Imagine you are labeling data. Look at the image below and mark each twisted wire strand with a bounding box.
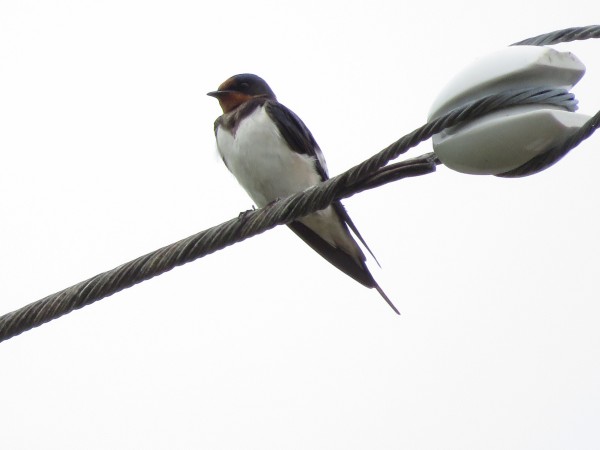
[500,24,600,176]
[497,109,600,177]
[1,26,599,343]
[512,24,600,46]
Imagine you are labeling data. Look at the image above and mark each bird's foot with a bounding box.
[238,205,256,220]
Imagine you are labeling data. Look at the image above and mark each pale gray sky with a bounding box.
[1,1,599,449]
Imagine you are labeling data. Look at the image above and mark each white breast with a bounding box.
[216,106,322,208]
[216,105,362,259]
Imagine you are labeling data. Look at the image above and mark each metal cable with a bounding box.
[1,27,599,343]
[497,109,600,177]
[512,24,600,46]
[496,24,600,176]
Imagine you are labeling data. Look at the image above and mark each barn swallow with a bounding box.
[208,74,399,314]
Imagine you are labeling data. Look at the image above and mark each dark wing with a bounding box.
[288,221,398,314]
[265,101,379,264]
[265,101,329,180]
[287,220,374,287]
[266,101,398,314]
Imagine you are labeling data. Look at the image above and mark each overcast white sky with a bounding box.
[1,1,599,449]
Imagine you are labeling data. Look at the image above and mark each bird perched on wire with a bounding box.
[208,73,398,314]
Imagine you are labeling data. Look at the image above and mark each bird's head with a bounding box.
[207,73,277,113]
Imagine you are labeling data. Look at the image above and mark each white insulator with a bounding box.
[429,46,590,175]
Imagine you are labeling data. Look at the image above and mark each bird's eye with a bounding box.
[239,82,250,90]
